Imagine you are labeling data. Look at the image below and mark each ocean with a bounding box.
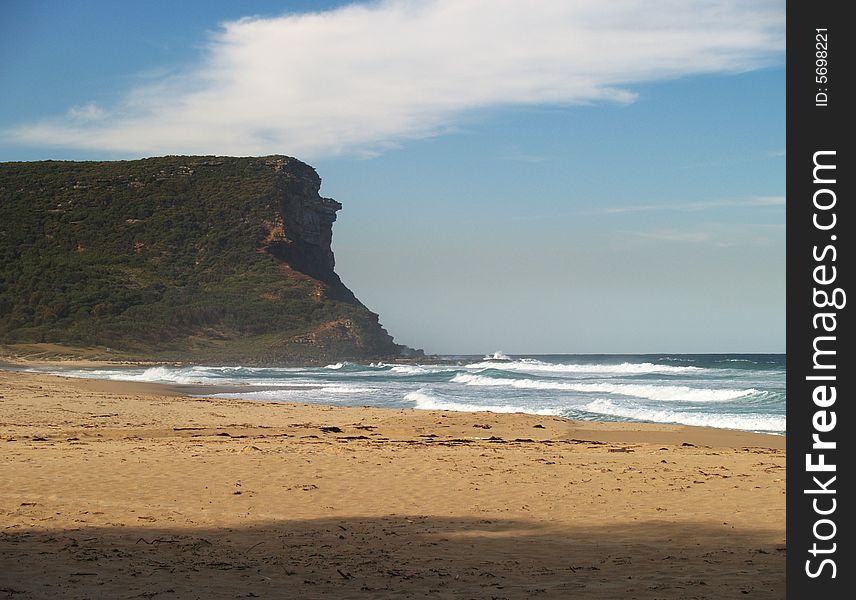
[26,353,786,435]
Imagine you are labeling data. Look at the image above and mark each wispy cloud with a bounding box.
[6,0,784,158]
[498,146,549,164]
[747,195,786,206]
[598,195,785,215]
[615,221,784,249]
[633,230,714,243]
[66,103,106,122]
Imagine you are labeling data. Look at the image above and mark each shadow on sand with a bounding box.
[1,515,783,599]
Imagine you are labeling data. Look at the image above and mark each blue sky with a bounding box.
[0,0,785,354]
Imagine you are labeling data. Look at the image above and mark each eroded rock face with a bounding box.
[266,159,343,282]
[259,158,356,303]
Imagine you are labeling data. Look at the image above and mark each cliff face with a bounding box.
[0,156,408,364]
[262,158,356,302]
[269,158,341,274]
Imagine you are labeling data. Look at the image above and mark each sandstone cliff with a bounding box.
[0,156,410,364]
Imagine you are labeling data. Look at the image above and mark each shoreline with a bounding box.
[1,368,784,448]
[1,356,786,441]
[0,368,785,598]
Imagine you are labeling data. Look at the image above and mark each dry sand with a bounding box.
[0,368,784,599]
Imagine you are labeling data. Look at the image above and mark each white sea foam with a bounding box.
[406,389,560,415]
[464,359,701,375]
[388,365,438,375]
[39,365,296,386]
[62,366,209,385]
[324,362,345,369]
[450,373,756,402]
[318,385,374,393]
[482,351,511,361]
[582,399,785,433]
[364,363,451,375]
[212,384,376,401]
[135,366,201,383]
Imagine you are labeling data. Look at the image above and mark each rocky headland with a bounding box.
[0,156,414,364]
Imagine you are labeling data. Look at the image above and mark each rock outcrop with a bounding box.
[0,155,410,364]
[262,158,357,302]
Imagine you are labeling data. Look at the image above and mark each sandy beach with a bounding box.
[0,367,784,599]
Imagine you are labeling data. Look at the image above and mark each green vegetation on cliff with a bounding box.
[0,156,405,363]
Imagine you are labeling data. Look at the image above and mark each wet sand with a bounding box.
[0,368,784,599]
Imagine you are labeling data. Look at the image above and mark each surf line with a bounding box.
[803,149,843,580]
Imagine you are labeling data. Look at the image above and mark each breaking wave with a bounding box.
[406,389,560,416]
[463,359,701,375]
[212,384,376,401]
[581,399,785,433]
[388,365,441,375]
[482,351,511,361]
[450,373,758,402]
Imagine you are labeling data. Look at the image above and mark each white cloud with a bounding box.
[66,102,106,122]
[8,0,784,158]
